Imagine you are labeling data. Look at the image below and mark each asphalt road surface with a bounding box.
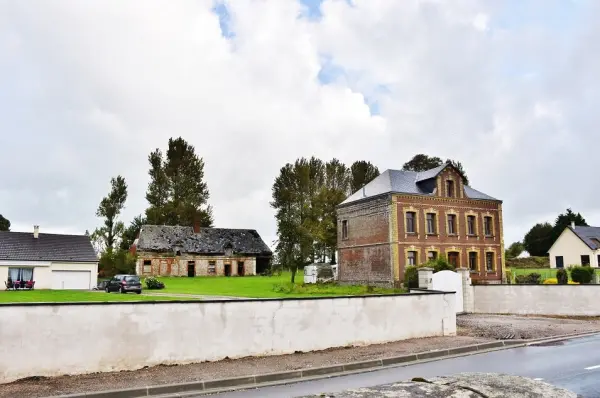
[205,334,600,398]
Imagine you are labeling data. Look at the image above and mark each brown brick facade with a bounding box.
[337,168,504,286]
[135,252,257,277]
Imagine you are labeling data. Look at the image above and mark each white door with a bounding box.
[52,271,91,290]
[432,270,464,313]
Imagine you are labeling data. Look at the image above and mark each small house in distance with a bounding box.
[548,223,600,268]
[135,224,272,277]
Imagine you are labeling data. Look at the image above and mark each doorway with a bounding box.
[187,261,196,277]
[237,261,245,277]
[448,252,459,268]
[224,263,231,277]
[556,256,564,269]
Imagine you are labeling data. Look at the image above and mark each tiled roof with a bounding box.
[0,231,98,262]
[136,225,273,256]
[340,167,500,206]
[569,226,600,250]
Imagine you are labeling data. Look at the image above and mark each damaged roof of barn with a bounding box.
[136,225,273,256]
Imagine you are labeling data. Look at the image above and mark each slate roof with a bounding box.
[136,225,273,256]
[340,165,500,206]
[0,231,98,262]
[568,226,600,250]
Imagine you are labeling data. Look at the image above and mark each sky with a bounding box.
[1,0,599,249]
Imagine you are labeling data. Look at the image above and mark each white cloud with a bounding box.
[1,0,599,247]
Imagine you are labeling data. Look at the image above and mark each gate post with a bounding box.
[417,267,433,290]
[456,268,474,313]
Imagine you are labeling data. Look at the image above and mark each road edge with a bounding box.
[49,330,600,398]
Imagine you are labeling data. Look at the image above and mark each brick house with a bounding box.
[337,163,505,286]
[134,224,272,277]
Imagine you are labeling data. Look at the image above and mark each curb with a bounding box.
[48,331,600,398]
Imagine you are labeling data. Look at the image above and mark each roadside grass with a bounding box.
[507,267,600,283]
[0,290,196,303]
[145,272,405,298]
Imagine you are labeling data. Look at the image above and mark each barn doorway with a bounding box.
[224,263,231,277]
[187,261,196,277]
[237,261,245,276]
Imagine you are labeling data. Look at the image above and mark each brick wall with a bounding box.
[337,195,393,286]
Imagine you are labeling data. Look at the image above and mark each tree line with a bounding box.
[92,137,212,276]
[506,208,588,258]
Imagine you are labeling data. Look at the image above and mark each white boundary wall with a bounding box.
[0,293,456,383]
[473,285,600,316]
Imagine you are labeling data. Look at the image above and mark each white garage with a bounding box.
[52,271,92,290]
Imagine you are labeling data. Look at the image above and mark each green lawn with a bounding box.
[146,272,405,298]
[507,267,600,283]
[0,290,196,303]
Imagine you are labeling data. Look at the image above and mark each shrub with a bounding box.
[145,277,165,290]
[543,278,557,284]
[506,256,550,269]
[556,268,568,285]
[429,256,455,273]
[515,272,541,284]
[570,266,594,284]
[505,270,513,284]
[404,266,419,289]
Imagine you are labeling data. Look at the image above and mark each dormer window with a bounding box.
[446,180,454,197]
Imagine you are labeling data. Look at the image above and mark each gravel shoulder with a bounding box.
[0,336,488,398]
[458,313,600,340]
[3,314,600,398]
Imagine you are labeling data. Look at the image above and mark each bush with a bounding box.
[543,277,579,285]
[505,270,513,284]
[429,256,455,273]
[404,266,419,289]
[515,272,541,284]
[145,277,165,290]
[570,266,594,284]
[556,268,568,285]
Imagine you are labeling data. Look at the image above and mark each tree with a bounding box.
[119,215,146,251]
[523,222,553,257]
[402,154,469,185]
[505,241,525,259]
[349,161,380,193]
[550,208,588,245]
[92,176,128,252]
[145,137,213,227]
[0,214,10,231]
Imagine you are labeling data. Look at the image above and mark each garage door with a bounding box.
[52,271,91,290]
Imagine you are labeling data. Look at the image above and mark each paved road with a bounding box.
[205,334,600,398]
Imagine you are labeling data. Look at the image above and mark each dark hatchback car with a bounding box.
[105,275,142,294]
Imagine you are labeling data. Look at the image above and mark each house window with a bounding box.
[581,255,590,266]
[406,212,416,233]
[342,220,348,240]
[447,214,456,235]
[407,251,417,266]
[469,252,478,271]
[448,252,459,267]
[446,180,454,197]
[486,252,494,272]
[208,260,216,274]
[427,251,437,261]
[8,267,34,282]
[484,216,493,237]
[467,216,476,236]
[143,260,151,274]
[426,213,436,234]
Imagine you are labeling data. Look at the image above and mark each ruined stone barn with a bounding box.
[134,224,272,277]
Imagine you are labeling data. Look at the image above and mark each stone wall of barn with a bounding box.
[135,252,257,277]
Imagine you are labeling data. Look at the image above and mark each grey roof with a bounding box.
[0,231,98,262]
[136,225,273,256]
[569,226,600,250]
[340,167,500,206]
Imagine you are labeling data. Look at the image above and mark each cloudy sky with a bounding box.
[1,0,598,248]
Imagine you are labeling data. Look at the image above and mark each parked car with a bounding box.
[105,275,142,294]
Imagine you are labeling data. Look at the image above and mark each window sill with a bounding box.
[484,235,494,238]
[426,233,438,236]
[406,232,417,235]
[448,234,458,237]
[467,234,478,237]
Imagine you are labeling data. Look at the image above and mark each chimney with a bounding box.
[33,225,39,239]
[571,221,575,229]
[193,219,200,233]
